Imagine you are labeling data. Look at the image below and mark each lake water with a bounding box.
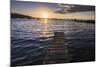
[11,18,95,66]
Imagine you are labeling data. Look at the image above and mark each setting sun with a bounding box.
[43,13,48,18]
[42,12,48,24]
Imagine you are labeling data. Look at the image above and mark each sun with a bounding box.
[43,13,48,18]
[42,12,48,24]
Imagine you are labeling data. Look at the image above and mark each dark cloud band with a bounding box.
[55,4,95,14]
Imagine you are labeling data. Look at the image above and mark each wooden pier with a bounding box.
[43,32,70,64]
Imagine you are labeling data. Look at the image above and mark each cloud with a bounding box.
[55,4,95,14]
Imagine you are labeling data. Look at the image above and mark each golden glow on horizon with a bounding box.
[30,12,95,20]
[43,13,48,19]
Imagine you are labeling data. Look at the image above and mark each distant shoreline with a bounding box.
[11,13,95,23]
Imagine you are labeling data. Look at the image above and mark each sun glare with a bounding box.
[43,13,48,18]
[42,12,48,24]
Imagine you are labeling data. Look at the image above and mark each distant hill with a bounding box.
[11,13,33,19]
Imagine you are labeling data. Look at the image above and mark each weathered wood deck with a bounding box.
[43,32,71,64]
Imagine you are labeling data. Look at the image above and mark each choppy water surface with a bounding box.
[11,19,95,66]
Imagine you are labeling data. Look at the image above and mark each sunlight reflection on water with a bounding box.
[42,18,50,37]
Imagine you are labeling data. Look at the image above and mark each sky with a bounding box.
[11,1,95,20]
